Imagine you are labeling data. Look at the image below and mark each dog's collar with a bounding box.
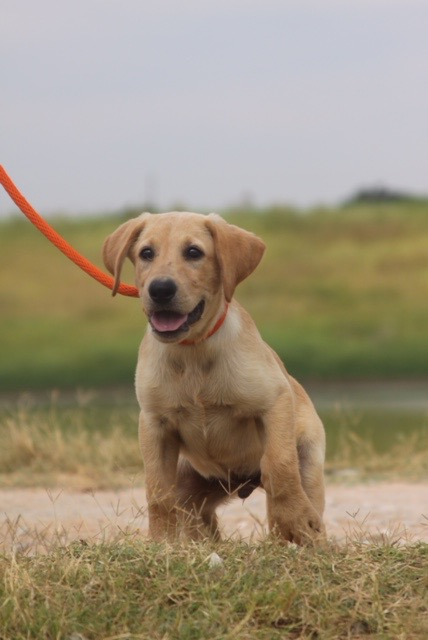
[179,304,229,346]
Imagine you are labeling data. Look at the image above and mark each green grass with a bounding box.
[1,538,426,639]
[1,202,428,389]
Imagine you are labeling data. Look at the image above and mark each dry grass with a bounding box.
[1,400,427,490]
[0,394,428,491]
[0,534,426,639]
[0,400,142,490]
[1,400,427,638]
[326,430,428,482]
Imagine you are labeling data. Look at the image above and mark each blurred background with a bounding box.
[1,1,427,468]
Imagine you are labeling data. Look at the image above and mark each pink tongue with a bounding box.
[151,311,188,333]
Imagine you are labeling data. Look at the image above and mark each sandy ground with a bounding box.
[1,482,427,552]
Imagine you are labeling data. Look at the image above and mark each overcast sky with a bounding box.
[1,0,428,217]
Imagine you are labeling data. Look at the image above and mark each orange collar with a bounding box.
[179,304,229,346]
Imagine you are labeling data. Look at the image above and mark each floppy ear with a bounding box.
[103,213,149,296]
[205,214,266,302]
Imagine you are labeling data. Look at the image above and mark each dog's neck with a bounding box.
[179,304,229,346]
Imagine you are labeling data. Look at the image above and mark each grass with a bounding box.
[0,394,142,490]
[2,202,428,389]
[0,398,426,638]
[1,395,427,490]
[2,202,427,638]
[0,538,427,639]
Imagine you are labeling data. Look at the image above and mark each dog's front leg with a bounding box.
[138,411,180,541]
[261,392,324,545]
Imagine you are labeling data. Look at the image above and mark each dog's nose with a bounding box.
[148,278,178,303]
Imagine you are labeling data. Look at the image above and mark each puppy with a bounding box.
[103,212,325,544]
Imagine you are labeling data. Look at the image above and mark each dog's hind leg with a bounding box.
[175,460,230,540]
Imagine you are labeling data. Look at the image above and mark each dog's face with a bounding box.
[103,211,265,344]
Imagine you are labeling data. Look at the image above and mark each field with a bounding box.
[1,201,428,389]
[1,394,427,638]
[1,538,427,639]
[1,391,428,490]
[1,203,427,639]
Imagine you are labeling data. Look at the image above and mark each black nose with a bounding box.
[148,278,178,303]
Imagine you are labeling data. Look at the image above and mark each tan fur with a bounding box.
[103,211,326,544]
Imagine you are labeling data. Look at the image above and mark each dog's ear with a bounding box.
[205,214,266,302]
[103,214,149,296]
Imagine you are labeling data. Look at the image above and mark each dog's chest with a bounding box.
[168,402,265,476]
[138,356,270,474]
[144,353,272,417]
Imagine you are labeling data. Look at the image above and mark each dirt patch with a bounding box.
[1,482,427,552]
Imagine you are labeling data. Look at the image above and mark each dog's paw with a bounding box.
[270,501,325,546]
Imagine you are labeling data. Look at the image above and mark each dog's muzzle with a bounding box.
[148,287,205,340]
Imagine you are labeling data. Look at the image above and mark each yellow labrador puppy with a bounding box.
[103,212,325,544]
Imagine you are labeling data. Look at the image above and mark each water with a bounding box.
[308,381,428,455]
[309,380,428,412]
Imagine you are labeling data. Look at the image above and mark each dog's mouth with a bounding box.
[149,300,205,339]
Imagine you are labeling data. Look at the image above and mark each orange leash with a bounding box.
[0,165,139,298]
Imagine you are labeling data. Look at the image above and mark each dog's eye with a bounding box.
[140,246,155,261]
[184,245,204,260]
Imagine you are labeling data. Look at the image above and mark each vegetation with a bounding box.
[0,396,142,490]
[1,201,428,390]
[1,204,427,640]
[1,537,426,639]
[1,397,427,490]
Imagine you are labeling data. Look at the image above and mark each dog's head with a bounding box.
[103,211,265,343]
